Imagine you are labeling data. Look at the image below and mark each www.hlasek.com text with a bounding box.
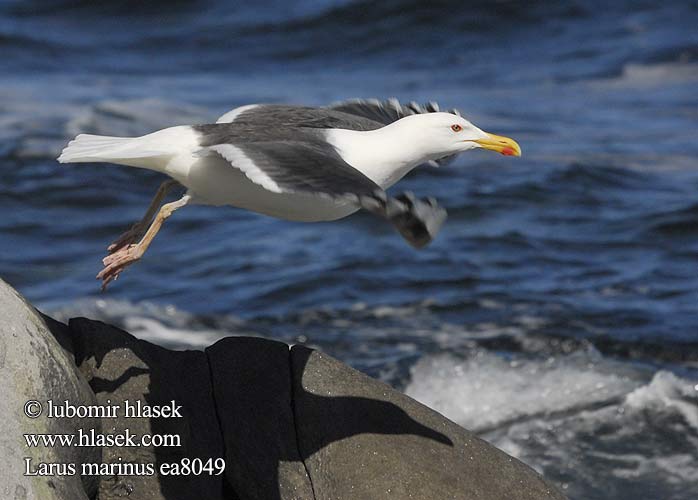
[25,428,181,448]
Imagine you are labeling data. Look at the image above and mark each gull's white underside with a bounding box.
[58,122,360,222]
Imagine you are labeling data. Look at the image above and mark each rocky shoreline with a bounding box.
[0,278,566,500]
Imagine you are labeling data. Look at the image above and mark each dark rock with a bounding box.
[207,337,314,500]
[66,317,226,500]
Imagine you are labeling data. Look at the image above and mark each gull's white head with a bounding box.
[393,112,522,160]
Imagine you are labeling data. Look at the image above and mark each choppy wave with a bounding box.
[595,61,698,88]
[48,296,698,364]
[644,202,698,237]
[406,350,643,431]
[65,99,211,138]
[50,298,255,350]
[406,352,698,499]
[3,0,697,76]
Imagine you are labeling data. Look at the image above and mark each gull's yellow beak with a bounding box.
[474,133,522,157]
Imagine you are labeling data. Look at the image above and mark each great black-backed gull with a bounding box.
[58,98,521,289]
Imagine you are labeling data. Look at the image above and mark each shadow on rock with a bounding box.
[33,312,564,500]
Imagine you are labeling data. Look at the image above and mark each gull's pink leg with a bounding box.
[108,179,180,253]
[98,194,190,290]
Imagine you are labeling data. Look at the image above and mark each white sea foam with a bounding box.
[50,298,257,350]
[625,370,698,430]
[593,61,698,89]
[405,350,641,431]
[405,351,698,498]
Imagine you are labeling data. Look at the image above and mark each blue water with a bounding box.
[1,1,698,498]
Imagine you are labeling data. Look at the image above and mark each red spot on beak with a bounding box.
[501,147,515,156]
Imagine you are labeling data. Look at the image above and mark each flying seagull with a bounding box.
[58,98,521,289]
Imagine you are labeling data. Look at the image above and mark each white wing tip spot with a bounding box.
[216,104,261,124]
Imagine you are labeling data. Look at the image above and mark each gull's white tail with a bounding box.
[57,126,199,173]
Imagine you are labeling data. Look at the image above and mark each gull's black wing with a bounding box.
[327,98,461,125]
[193,131,447,248]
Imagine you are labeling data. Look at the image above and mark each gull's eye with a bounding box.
[451,124,463,132]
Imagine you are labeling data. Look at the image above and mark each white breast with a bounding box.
[324,127,425,189]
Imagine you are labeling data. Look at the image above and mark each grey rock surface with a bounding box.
[1,278,567,500]
[0,278,101,500]
[291,346,566,500]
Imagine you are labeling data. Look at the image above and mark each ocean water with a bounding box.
[1,1,698,498]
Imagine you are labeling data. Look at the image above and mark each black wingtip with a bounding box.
[359,191,447,248]
[391,193,447,248]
